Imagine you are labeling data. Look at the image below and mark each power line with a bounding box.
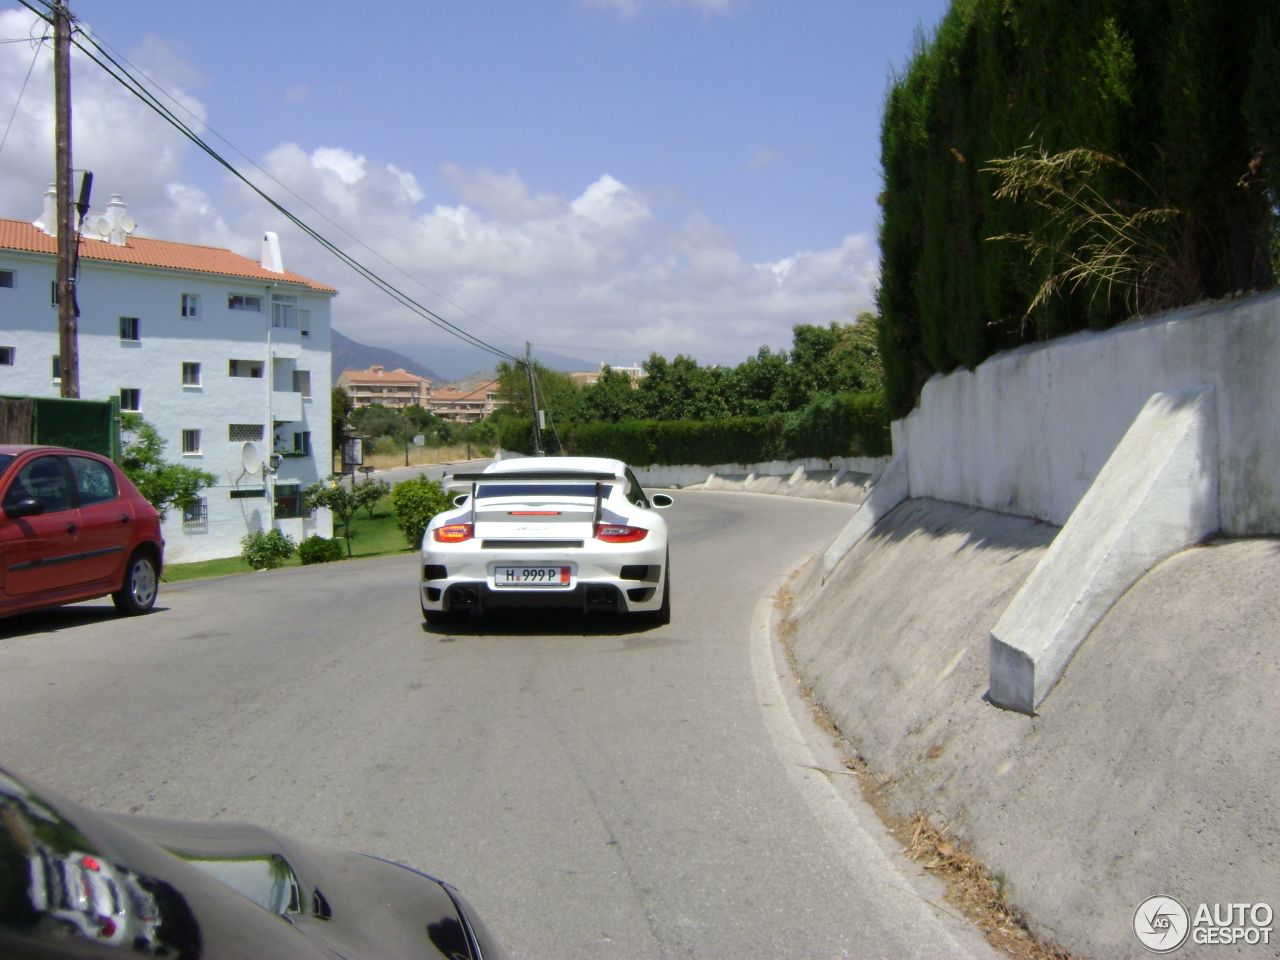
[17,0,523,364]
[0,33,46,160]
[70,20,527,350]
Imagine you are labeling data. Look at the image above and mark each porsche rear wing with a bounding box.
[444,471,624,527]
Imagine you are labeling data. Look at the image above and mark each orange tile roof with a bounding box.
[0,218,336,293]
[340,367,431,385]
[431,382,498,402]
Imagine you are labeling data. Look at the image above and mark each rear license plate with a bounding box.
[493,565,573,587]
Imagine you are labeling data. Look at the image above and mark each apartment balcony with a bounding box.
[271,390,304,422]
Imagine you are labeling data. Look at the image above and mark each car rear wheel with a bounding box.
[113,550,158,616]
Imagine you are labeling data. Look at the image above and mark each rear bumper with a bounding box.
[420,552,664,615]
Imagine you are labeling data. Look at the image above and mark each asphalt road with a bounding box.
[0,490,996,960]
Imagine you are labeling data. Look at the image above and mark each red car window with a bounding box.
[67,456,119,507]
[2,456,73,514]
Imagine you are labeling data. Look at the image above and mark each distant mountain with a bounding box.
[331,331,598,384]
[330,330,445,385]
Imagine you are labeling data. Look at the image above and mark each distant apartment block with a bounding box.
[569,363,646,387]
[429,379,500,422]
[337,365,432,410]
[0,189,336,562]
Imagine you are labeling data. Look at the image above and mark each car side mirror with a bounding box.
[650,493,674,508]
[4,497,45,519]
[453,494,470,507]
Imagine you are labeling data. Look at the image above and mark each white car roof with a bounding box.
[483,456,626,477]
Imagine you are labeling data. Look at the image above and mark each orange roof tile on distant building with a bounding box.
[0,218,336,293]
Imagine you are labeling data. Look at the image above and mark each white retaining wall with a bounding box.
[893,289,1280,536]
[633,456,889,489]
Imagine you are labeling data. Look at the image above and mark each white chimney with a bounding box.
[261,231,283,273]
[32,184,56,237]
[81,194,135,245]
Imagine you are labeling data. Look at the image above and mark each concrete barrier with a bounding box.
[632,456,888,489]
[821,455,910,580]
[987,387,1220,713]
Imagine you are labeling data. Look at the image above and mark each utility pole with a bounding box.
[525,342,543,456]
[53,1,78,398]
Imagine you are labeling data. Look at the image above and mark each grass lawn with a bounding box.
[162,495,416,583]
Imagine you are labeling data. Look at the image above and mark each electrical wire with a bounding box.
[0,34,46,160]
[17,0,524,364]
[70,20,528,350]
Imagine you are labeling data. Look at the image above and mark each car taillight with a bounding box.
[594,523,648,543]
[433,523,474,543]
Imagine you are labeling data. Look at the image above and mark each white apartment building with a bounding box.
[0,192,336,562]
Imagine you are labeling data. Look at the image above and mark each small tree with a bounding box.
[353,478,390,519]
[240,529,297,570]
[390,475,452,548]
[119,413,216,521]
[304,476,362,557]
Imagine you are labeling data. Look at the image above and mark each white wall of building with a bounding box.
[892,289,1280,536]
[0,248,334,562]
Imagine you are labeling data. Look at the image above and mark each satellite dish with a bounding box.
[241,442,262,475]
[89,215,110,238]
[117,215,136,234]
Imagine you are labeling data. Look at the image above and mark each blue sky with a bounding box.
[1,0,949,377]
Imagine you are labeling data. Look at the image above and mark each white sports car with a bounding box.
[420,456,673,625]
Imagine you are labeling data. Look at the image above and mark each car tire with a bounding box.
[113,550,158,616]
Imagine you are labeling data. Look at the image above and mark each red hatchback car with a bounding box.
[0,445,164,619]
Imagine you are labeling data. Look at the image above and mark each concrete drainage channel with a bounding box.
[777,497,1279,959]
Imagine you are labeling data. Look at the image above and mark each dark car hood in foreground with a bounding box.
[0,765,505,960]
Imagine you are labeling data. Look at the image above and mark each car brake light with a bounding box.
[433,523,474,543]
[82,856,100,871]
[594,523,648,543]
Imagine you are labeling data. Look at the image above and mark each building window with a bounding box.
[120,388,140,411]
[293,431,311,455]
[50,280,58,305]
[271,293,297,328]
[182,497,208,524]
[51,355,60,380]
[291,370,311,397]
[229,423,264,442]
[181,293,200,318]
[182,362,201,386]
[0,347,13,365]
[274,483,308,519]
[229,359,263,378]
[119,316,140,341]
[182,429,201,454]
[229,487,265,499]
[228,294,262,312]
[0,270,13,288]
[299,309,311,337]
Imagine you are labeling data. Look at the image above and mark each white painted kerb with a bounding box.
[988,387,1220,713]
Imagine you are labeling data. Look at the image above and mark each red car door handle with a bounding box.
[121,514,131,524]
[66,523,76,534]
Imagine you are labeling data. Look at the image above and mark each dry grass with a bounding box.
[986,147,1193,325]
[775,594,1077,960]
[337,444,492,472]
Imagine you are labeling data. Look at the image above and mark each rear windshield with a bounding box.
[476,483,613,500]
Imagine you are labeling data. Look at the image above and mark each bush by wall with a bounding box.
[878,0,1280,416]
[240,529,297,570]
[298,535,345,565]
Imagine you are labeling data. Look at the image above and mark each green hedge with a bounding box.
[878,0,1280,416]
[501,391,890,464]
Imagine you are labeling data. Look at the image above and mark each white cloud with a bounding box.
[746,145,779,171]
[0,10,876,370]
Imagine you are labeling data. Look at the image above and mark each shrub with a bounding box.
[298,535,345,565]
[354,478,390,519]
[240,528,297,570]
[391,476,453,548]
